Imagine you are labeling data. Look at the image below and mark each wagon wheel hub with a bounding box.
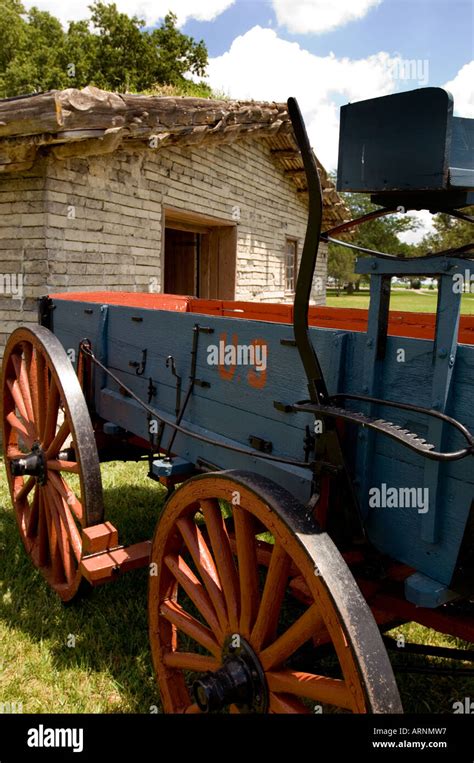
[193,636,268,713]
[10,442,47,486]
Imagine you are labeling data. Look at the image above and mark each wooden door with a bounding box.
[164,229,197,295]
[199,226,237,300]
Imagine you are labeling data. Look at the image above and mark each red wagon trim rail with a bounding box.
[49,290,474,345]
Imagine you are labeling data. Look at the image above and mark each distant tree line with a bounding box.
[328,191,473,291]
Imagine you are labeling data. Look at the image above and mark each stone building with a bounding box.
[0,86,346,361]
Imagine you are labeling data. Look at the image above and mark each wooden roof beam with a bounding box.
[270,148,300,157]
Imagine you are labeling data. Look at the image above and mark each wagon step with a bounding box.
[307,404,436,454]
[291,398,474,462]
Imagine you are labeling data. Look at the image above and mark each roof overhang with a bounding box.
[0,86,348,225]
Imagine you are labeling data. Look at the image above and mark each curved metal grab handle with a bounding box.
[287,97,327,403]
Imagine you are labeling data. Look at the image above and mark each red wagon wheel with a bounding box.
[1,326,104,602]
[148,470,402,714]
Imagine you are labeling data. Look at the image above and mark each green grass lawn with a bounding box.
[0,461,165,714]
[0,460,472,714]
[326,289,474,314]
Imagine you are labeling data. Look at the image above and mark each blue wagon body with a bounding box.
[49,270,474,601]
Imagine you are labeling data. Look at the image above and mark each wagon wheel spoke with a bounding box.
[14,476,35,504]
[11,353,34,429]
[26,486,40,539]
[47,480,82,564]
[24,344,41,437]
[6,378,28,421]
[47,485,74,584]
[164,554,223,641]
[45,421,70,460]
[267,670,353,710]
[177,517,229,632]
[250,543,291,651]
[43,494,63,584]
[6,378,36,440]
[160,599,221,659]
[259,603,325,670]
[162,652,219,672]
[269,693,310,714]
[48,471,84,525]
[36,490,50,567]
[6,411,34,448]
[233,506,259,638]
[43,381,61,448]
[2,327,104,602]
[35,349,48,440]
[199,499,240,633]
[47,460,80,474]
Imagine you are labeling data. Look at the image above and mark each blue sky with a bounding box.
[184,0,473,88]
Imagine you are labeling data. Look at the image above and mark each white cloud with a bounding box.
[444,61,474,117]
[159,0,235,25]
[206,26,399,170]
[398,210,435,245]
[21,0,235,27]
[271,0,382,34]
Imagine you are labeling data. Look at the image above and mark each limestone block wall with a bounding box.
[0,137,327,369]
[0,161,48,358]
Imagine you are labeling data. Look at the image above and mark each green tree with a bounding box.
[0,3,211,97]
[62,20,101,88]
[0,0,28,73]
[328,193,418,291]
[327,244,358,294]
[150,12,208,85]
[87,2,150,91]
[0,1,68,95]
[418,208,473,254]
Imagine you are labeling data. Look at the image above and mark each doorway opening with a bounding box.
[163,208,237,299]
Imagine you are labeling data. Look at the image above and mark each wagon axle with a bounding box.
[10,443,47,485]
[193,636,268,713]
